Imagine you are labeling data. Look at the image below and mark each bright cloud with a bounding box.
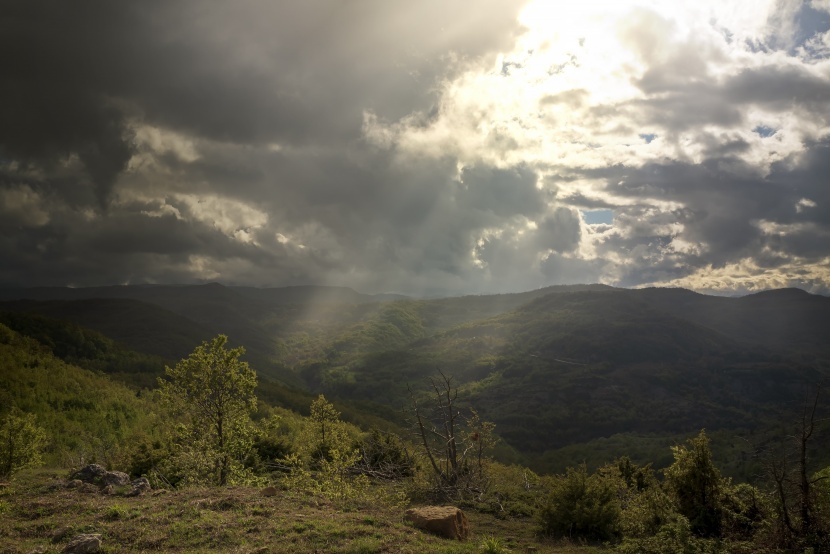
[363,0,830,293]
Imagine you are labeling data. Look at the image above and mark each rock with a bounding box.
[126,477,151,497]
[71,464,106,483]
[261,486,278,497]
[70,464,130,488]
[404,506,469,540]
[61,533,102,553]
[101,470,130,487]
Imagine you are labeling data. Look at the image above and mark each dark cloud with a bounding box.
[0,0,524,206]
[576,135,830,287]
[725,65,830,114]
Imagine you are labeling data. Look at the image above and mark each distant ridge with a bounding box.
[2,282,830,476]
[0,298,214,361]
[0,283,406,304]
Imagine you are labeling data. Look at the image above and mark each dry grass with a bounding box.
[0,470,604,554]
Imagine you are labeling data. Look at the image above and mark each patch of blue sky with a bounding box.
[754,125,776,138]
[582,209,613,225]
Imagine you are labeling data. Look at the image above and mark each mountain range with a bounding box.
[2,283,828,476]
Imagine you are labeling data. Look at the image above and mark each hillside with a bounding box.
[0,323,157,467]
[0,290,305,387]
[2,283,829,476]
[0,300,211,362]
[284,288,829,474]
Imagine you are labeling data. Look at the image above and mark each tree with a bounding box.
[663,430,724,538]
[310,394,340,457]
[761,384,828,550]
[159,335,257,486]
[278,395,369,503]
[408,370,497,498]
[0,411,47,480]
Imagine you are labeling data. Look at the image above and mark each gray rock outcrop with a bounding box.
[70,464,131,489]
[127,477,151,496]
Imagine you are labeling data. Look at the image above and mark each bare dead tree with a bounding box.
[797,384,826,536]
[407,370,497,498]
[758,383,829,548]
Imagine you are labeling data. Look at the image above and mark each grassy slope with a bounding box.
[0,469,598,554]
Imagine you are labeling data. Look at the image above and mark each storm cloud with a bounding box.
[1,0,829,295]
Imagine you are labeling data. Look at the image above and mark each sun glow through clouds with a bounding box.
[3,1,830,294]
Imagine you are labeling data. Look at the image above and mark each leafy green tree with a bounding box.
[310,394,340,454]
[664,430,724,538]
[159,335,257,486]
[0,411,47,479]
[279,395,372,505]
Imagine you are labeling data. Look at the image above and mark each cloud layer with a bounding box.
[2,0,829,295]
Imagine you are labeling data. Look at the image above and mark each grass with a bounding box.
[0,469,605,553]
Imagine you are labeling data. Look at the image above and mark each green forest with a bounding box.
[2,285,830,553]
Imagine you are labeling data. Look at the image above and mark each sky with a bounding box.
[2,0,830,296]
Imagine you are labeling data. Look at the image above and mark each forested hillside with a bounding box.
[0,323,156,467]
[3,283,829,477]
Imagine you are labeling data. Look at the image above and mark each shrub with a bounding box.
[663,430,725,538]
[0,411,47,480]
[537,463,621,541]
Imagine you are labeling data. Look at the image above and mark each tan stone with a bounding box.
[404,506,469,540]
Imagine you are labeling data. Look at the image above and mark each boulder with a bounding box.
[61,534,101,553]
[101,470,130,487]
[404,506,469,540]
[71,464,106,483]
[70,464,130,488]
[126,477,151,497]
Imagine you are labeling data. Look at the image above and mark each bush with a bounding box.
[537,463,621,541]
[0,411,47,479]
[355,429,415,480]
[663,430,724,538]
[472,462,541,517]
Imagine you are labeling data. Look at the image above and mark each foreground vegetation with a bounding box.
[2,287,830,552]
[1,469,596,554]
